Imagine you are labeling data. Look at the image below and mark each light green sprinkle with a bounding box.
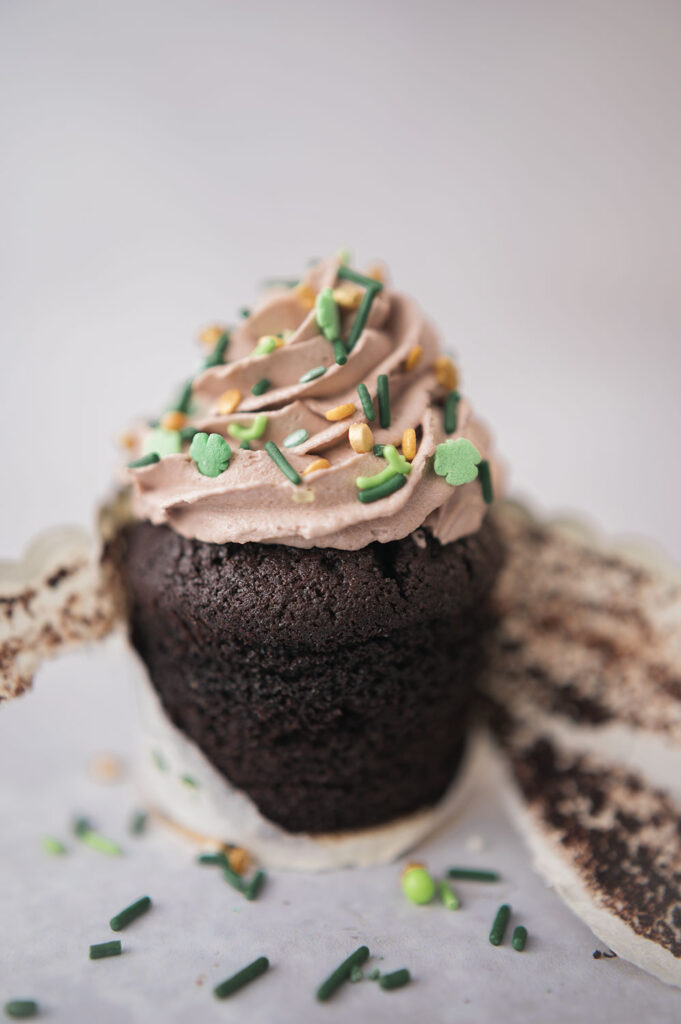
[433,438,482,486]
[299,365,327,383]
[143,428,182,458]
[356,445,410,490]
[190,432,232,477]
[181,774,199,788]
[253,335,280,356]
[315,287,341,341]
[227,415,268,442]
[402,866,436,905]
[337,246,352,265]
[283,428,309,448]
[81,831,123,857]
[356,465,397,491]
[42,836,67,856]
[439,879,460,910]
[349,965,364,983]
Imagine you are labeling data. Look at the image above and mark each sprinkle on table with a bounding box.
[110,896,152,932]
[190,432,232,477]
[3,1001,39,1019]
[356,382,376,421]
[179,426,198,443]
[447,867,500,882]
[435,354,458,391]
[348,423,374,454]
[129,810,148,836]
[478,459,494,503]
[316,945,370,1002]
[73,818,122,856]
[377,374,390,428]
[401,864,436,905]
[315,287,341,341]
[198,851,229,867]
[512,925,528,952]
[433,438,482,486]
[372,443,384,457]
[402,428,417,461]
[325,402,356,422]
[128,452,160,469]
[265,441,301,485]
[299,365,327,383]
[89,940,122,960]
[358,474,407,503]
[216,389,242,415]
[302,458,330,476]
[239,307,251,318]
[160,410,187,431]
[444,390,461,434]
[405,345,423,372]
[337,265,384,352]
[214,956,269,1000]
[379,968,411,991]
[228,415,268,442]
[42,836,67,856]
[222,863,247,895]
[283,428,309,448]
[489,904,511,946]
[251,378,271,397]
[439,879,460,910]
[244,869,266,901]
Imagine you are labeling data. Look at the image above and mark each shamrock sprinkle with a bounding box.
[315,287,341,341]
[433,438,482,486]
[190,432,232,477]
[143,428,182,458]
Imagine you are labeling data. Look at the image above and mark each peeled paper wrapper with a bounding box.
[1,498,681,984]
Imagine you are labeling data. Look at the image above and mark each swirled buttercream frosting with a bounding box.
[122,255,501,549]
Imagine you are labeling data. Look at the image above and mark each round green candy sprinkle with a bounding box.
[251,378,271,396]
[444,390,461,434]
[316,946,370,1002]
[439,879,460,910]
[490,903,511,946]
[377,374,390,428]
[401,866,436,905]
[315,286,341,341]
[89,940,122,960]
[190,432,232,477]
[299,365,327,383]
[228,414,268,442]
[110,896,151,932]
[357,382,376,421]
[379,968,411,991]
[143,427,182,458]
[42,836,67,856]
[283,428,309,448]
[512,925,528,952]
[265,441,301,485]
[358,474,407,504]
[214,956,269,1000]
[127,452,160,469]
[333,338,348,365]
[4,1001,39,1019]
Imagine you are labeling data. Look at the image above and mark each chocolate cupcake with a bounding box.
[114,254,503,859]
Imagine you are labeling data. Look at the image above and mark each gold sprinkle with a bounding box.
[332,283,363,310]
[161,410,187,431]
[199,325,228,349]
[294,281,316,310]
[226,846,252,875]
[291,486,316,503]
[118,431,137,451]
[368,263,385,283]
[435,355,458,391]
[88,753,125,783]
[302,457,331,476]
[216,389,242,415]
[348,422,374,454]
[402,428,417,461]
[325,402,356,422]
[405,345,423,372]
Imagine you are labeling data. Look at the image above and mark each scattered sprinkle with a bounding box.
[489,904,511,946]
[291,486,315,503]
[239,307,251,318]
[478,459,494,503]
[377,374,390,428]
[244,869,266,901]
[222,863,247,895]
[81,832,123,857]
[315,287,341,341]
[348,423,374,454]
[333,338,348,365]
[41,836,67,856]
[379,968,411,991]
[356,445,411,490]
[435,355,458,391]
[89,940,122,960]
[172,379,194,414]
[179,426,198,443]
[152,751,167,772]
[198,851,228,867]
[228,415,268,442]
[302,458,330,476]
[349,965,363,983]
[316,946,370,1003]
[368,968,381,981]
[337,265,383,290]
[214,956,269,1000]
[293,281,316,309]
[444,390,461,434]
[402,428,417,461]
[283,428,309,448]
[439,879,460,910]
[358,474,407,503]
[199,325,228,348]
[129,810,148,836]
[325,402,356,422]
[372,443,384,457]
[110,896,152,932]
[333,283,363,309]
[190,432,232,477]
[216,389,242,415]
[202,332,230,369]
[337,265,384,352]
[405,345,423,372]
[88,753,124,783]
[512,925,528,952]
[433,438,481,486]
[227,847,251,875]
[299,365,327,383]
[447,867,500,882]
[401,864,436,905]
[160,410,187,431]
[251,378,271,396]
[181,774,199,788]
[357,382,376,421]
[143,427,182,458]
[128,452,160,469]
[253,335,283,356]
[118,431,136,451]
[265,441,301,485]
[337,246,352,265]
[3,1001,39,1019]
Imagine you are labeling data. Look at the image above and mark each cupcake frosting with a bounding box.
[123,255,501,550]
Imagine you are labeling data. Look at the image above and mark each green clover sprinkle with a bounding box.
[355,445,411,490]
[227,414,268,442]
[315,287,341,341]
[433,438,482,486]
[190,432,232,477]
[143,428,182,458]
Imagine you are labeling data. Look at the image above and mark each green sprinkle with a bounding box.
[338,266,383,352]
[265,441,301,485]
[42,836,67,856]
[181,774,200,788]
[127,452,160,469]
[372,443,384,457]
[81,832,123,857]
[240,440,251,450]
[263,277,299,289]
[333,338,348,365]
[315,287,341,341]
[239,307,250,318]
[89,940,122,960]
[316,945,370,1002]
[223,864,247,895]
[512,925,528,951]
[73,816,92,837]
[152,750,167,772]
[337,266,384,291]
[172,379,194,414]
[379,968,411,991]
[198,851,229,866]
[3,1001,39,1019]
[377,374,390,428]
[356,445,410,490]
[356,465,395,490]
[251,378,271,396]
[143,427,182,458]
[253,335,279,356]
[439,879,460,910]
[190,432,232,477]
[447,867,500,882]
[299,365,327,383]
[433,438,482,486]
[179,426,198,443]
[357,382,376,421]
[358,474,406,503]
[337,246,352,265]
[283,428,309,448]
[349,965,364,983]
[368,968,380,981]
[244,869,266,901]
[110,896,151,932]
[444,390,461,434]
[402,866,436,905]
[478,459,494,503]
[214,956,269,999]
[228,414,268,442]
[490,904,511,946]
[129,810,148,836]
[202,331,230,369]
